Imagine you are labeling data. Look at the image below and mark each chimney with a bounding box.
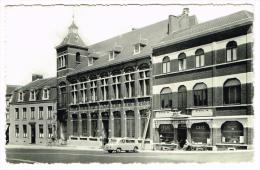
[32,74,43,81]
[182,8,189,15]
[168,15,177,35]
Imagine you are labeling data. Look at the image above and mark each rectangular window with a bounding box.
[48,124,52,138]
[22,108,27,119]
[23,125,27,138]
[126,117,135,138]
[82,115,88,136]
[47,106,52,119]
[43,89,49,100]
[88,57,93,66]
[114,117,121,137]
[15,125,19,138]
[39,107,43,119]
[91,118,98,137]
[18,92,23,101]
[134,44,140,54]
[109,51,115,60]
[39,124,44,138]
[31,107,35,119]
[226,49,232,62]
[15,108,19,119]
[72,115,78,136]
[30,90,36,101]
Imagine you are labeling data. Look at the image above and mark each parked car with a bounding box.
[104,138,140,153]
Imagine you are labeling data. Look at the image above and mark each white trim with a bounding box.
[153,72,253,94]
[153,33,253,64]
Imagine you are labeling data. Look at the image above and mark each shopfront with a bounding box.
[159,124,174,143]
[191,122,210,144]
[221,121,244,144]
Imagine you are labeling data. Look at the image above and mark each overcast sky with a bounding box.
[3,4,254,85]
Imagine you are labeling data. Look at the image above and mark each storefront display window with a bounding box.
[159,124,174,143]
[221,121,244,144]
[191,122,210,144]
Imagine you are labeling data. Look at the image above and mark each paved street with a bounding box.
[6,147,253,164]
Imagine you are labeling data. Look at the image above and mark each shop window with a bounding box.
[39,124,44,138]
[15,125,19,138]
[193,83,208,106]
[91,113,98,137]
[160,87,172,109]
[178,85,187,109]
[195,49,205,67]
[221,121,244,144]
[140,110,150,139]
[178,53,186,71]
[23,125,27,138]
[126,111,135,138]
[72,114,78,136]
[81,113,88,136]
[113,111,121,137]
[191,123,210,144]
[48,124,53,138]
[223,78,241,104]
[226,41,237,62]
[159,124,174,143]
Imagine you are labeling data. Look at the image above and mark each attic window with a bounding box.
[76,52,81,63]
[42,88,50,100]
[88,57,93,66]
[134,44,141,54]
[109,51,115,61]
[18,91,24,102]
[29,90,36,101]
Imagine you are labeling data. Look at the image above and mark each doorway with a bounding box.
[31,124,36,144]
[177,124,187,148]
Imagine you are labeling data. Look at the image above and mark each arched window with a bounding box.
[195,49,205,67]
[162,56,170,73]
[226,41,237,62]
[193,83,208,106]
[160,87,172,109]
[224,78,241,104]
[76,52,81,62]
[221,121,244,143]
[178,85,187,109]
[126,110,135,138]
[178,53,186,71]
[113,111,121,137]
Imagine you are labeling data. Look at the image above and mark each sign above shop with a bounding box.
[191,109,213,117]
[155,110,181,118]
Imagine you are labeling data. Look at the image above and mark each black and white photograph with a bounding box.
[0,0,259,169]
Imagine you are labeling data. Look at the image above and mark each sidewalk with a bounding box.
[5,144,253,154]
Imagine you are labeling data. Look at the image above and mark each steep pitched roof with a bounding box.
[155,10,253,49]
[6,85,21,95]
[67,19,170,76]
[16,77,57,91]
[57,21,86,48]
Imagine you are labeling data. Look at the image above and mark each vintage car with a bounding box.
[104,138,140,153]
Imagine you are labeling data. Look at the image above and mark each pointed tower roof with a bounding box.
[56,17,86,49]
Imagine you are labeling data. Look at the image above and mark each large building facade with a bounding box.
[56,9,197,148]
[9,76,57,145]
[152,11,253,150]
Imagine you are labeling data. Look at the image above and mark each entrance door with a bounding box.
[31,124,36,144]
[177,124,187,148]
[102,119,109,145]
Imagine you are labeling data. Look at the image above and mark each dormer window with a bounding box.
[88,57,93,66]
[18,91,24,102]
[30,90,36,101]
[134,44,141,54]
[42,88,49,100]
[109,51,115,61]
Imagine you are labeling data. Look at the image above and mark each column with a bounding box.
[135,109,140,139]
[98,112,102,138]
[120,70,126,98]
[134,67,140,97]
[173,123,178,143]
[121,110,126,137]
